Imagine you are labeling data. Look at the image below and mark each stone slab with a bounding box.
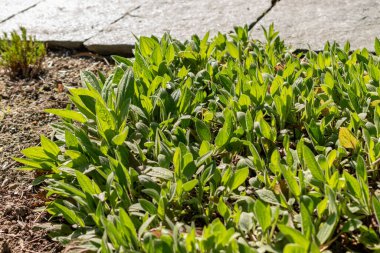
[85,0,271,55]
[0,0,139,48]
[250,0,380,51]
[0,0,41,23]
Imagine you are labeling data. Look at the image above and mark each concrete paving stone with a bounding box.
[0,0,41,23]
[250,0,380,51]
[85,0,271,55]
[0,0,139,48]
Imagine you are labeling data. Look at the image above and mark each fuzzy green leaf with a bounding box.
[302,145,324,182]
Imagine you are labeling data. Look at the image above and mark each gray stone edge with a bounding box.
[84,43,134,56]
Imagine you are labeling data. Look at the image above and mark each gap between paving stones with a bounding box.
[248,0,280,31]
[81,3,145,56]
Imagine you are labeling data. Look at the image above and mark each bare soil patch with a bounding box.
[0,50,112,253]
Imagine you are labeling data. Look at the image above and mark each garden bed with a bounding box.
[2,26,380,253]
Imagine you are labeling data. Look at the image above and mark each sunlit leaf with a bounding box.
[339,127,358,149]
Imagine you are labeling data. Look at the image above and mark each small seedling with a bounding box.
[0,27,46,78]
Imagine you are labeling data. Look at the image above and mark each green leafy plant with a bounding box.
[16,25,380,252]
[0,27,46,78]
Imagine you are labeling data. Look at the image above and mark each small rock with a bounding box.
[7,183,18,190]
[15,206,29,218]
[3,205,12,216]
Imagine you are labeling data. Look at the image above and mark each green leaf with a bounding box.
[13,157,44,169]
[165,44,175,63]
[230,167,249,190]
[239,212,253,234]
[217,197,230,220]
[356,155,367,182]
[40,135,60,157]
[53,202,85,227]
[280,165,301,197]
[317,213,338,244]
[195,118,211,142]
[342,219,362,233]
[139,199,157,215]
[283,244,307,253]
[302,144,324,182]
[372,196,380,233]
[115,68,134,123]
[226,41,239,59]
[51,181,86,199]
[283,62,295,78]
[238,94,251,109]
[75,171,100,195]
[157,197,166,220]
[173,147,182,178]
[139,36,155,56]
[152,46,163,65]
[112,127,129,146]
[81,71,103,93]
[246,142,264,172]
[375,38,380,56]
[344,171,361,198]
[138,215,156,239]
[45,109,87,123]
[254,199,271,232]
[183,179,198,192]
[21,146,52,160]
[256,189,280,205]
[317,52,325,70]
[278,225,309,249]
[102,219,123,248]
[111,55,133,66]
[142,188,160,202]
[324,72,334,87]
[246,110,254,131]
[270,75,284,95]
[178,51,198,60]
[215,127,229,147]
[215,109,233,147]
[257,115,276,142]
[65,130,79,150]
[95,100,116,142]
[300,196,314,239]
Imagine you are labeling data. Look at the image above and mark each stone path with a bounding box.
[251,0,380,51]
[0,0,379,55]
[84,0,270,54]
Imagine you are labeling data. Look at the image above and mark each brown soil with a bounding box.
[0,50,112,253]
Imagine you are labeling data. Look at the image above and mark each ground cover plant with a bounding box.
[16,25,380,252]
[0,27,46,78]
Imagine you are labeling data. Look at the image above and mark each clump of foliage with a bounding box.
[16,25,380,252]
[0,27,46,78]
